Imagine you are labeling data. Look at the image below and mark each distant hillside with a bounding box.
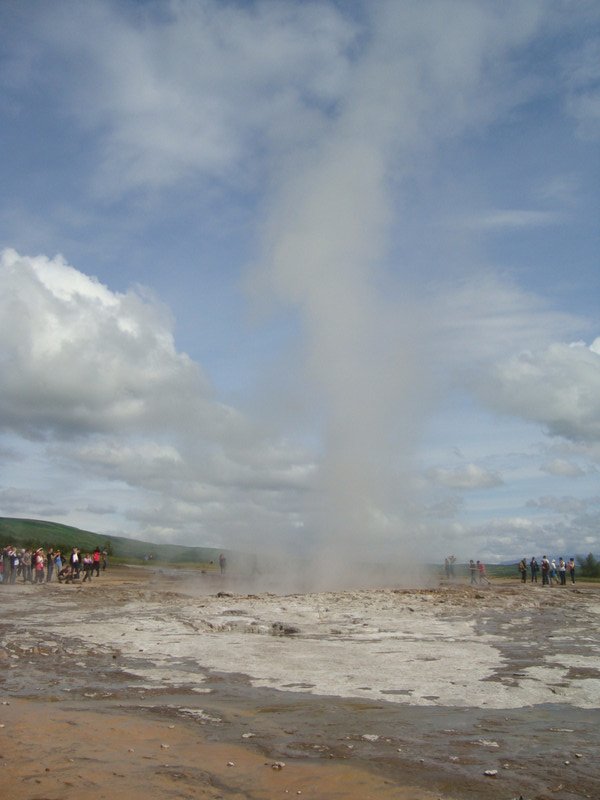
[0,517,225,566]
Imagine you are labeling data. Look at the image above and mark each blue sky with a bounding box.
[0,0,599,565]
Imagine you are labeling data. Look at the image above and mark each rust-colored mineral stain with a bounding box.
[0,699,442,800]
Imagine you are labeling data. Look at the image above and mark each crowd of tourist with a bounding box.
[443,553,578,586]
[518,556,576,585]
[0,545,107,585]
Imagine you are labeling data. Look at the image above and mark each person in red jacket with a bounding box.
[92,547,101,577]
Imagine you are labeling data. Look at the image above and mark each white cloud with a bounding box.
[0,486,66,518]
[77,504,117,516]
[534,174,581,207]
[430,273,584,370]
[3,0,554,203]
[0,248,221,439]
[0,487,59,514]
[25,1,356,196]
[460,209,564,230]
[562,37,600,139]
[426,463,503,490]
[67,440,185,487]
[526,495,591,514]
[424,496,464,519]
[466,516,552,561]
[540,458,585,478]
[477,339,600,442]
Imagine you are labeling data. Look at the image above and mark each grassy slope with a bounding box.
[0,517,223,565]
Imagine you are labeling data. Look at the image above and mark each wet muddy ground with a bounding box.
[1,567,599,799]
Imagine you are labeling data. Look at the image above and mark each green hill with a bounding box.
[0,517,224,566]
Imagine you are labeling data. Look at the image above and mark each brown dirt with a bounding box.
[0,698,441,800]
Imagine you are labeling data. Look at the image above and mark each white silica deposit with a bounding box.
[32,583,599,710]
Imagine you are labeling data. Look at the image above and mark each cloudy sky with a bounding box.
[0,0,599,565]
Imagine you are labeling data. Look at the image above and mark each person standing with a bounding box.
[540,556,550,585]
[518,558,527,583]
[21,549,32,583]
[558,557,567,585]
[92,547,101,577]
[468,560,477,584]
[34,549,45,583]
[477,561,491,585]
[46,547,55,582]
[9,548,19,584]
[568,558,576,584]
[530,557,539,583]
[70,547,81,578]
[2,547,10,580]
